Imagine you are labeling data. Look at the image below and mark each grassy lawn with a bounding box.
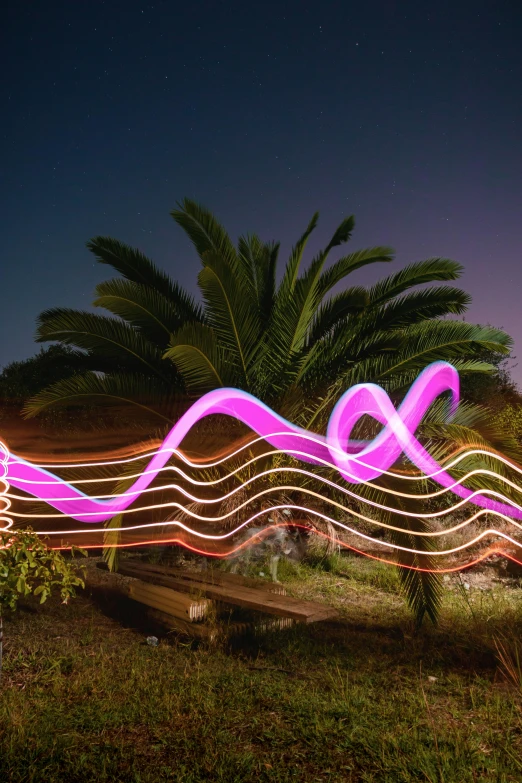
[1,555,521,783]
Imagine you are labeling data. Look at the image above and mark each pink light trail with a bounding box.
[5,361,522,525]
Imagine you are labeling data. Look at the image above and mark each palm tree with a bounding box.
[25,199,510,423]
[165,203,512,426]
[23,200,519,625]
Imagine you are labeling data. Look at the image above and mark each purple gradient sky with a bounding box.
[2,1,522,384]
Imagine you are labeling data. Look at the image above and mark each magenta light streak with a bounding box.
[5,361,522,524]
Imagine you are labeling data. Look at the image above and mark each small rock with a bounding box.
[146,636,159,647]
[427,676,438,683]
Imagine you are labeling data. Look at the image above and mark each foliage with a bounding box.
[492,404,522,442]
[0,528,86,679]
[0,345,103,433]
[459,345,521,410]
[165,202,513,425]
[0,345,87,403]
[0,529,86,614]
[24,200,513,425]
[22,237,203,425]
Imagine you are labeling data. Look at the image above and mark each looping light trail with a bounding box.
[5,361,522,523]
[2,361,522,570]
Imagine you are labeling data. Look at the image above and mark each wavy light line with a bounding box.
[9,435,522,486]
[7,459,522,524]
[3,361,522,569]
[4,504,514,538]
[6,484,521,563]
[6,470,522,551]
[48,522,522,574]
[6,361,522,524]
[14,502,522,557]
[7,442,522,506]
[0,439,13,532]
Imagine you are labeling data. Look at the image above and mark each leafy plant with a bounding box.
[0,529,86,681]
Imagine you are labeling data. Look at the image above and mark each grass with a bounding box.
[0,554,521,782]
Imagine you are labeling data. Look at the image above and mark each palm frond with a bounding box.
[238,236,279,326]
[23,372,180,422]
[197,255,262,383]
[165,322,235,392]
[300,326,402,388]
[396,539,443,628]
[35,309,169,379]
[375,359,497,397]
[368,287,471,330]
[87,236,203,322]
[380,493,443,629]
[317,246,394,298]
[375,321,512,380]
[278,212,319,297]
[256,241,279,327]
[274,220,367,360]
[103,452,157,571]
[366,258,463,307]
[325,214,356,251]
[237,233,263,276]
[103,514,123,572]
[265,243,334,377]
[341,477,443,627]
[306,287,369,345]
[94,278,185,344]
[301,358,497,431]
[287,250,332,354]
[419,397,522,467]
[171,198,241,275]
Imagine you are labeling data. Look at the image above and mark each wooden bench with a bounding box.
[98,560,339,626]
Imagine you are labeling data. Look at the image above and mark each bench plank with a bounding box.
[115,562,338,623]
[127,561,287,595]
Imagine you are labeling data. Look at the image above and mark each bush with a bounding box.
[0,529,86,681]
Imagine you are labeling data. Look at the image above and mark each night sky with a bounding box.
[3,1,522,384]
